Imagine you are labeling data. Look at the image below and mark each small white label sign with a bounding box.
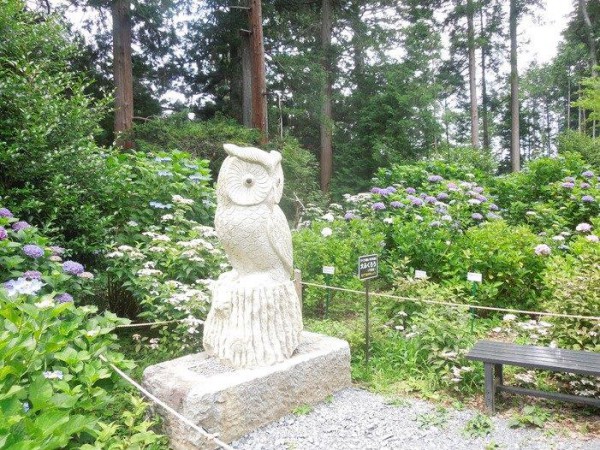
[414,270,427,279]
[467,272,483,283]
[322,266,335,275]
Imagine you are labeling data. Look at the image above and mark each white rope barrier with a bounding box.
[301,281,600,322]
[116,319,204,329]
[98,354,235,450]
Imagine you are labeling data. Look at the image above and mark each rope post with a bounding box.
[294,269,303,313]
[324,273,332,319]
[470,282,477,333]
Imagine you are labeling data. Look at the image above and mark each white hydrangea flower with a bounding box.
[321,227,333,237]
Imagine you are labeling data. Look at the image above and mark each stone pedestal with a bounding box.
[142,332,351,449]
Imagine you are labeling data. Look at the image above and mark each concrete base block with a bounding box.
[142,332,351,449]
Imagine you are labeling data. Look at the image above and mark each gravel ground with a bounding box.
[233,388,600,450]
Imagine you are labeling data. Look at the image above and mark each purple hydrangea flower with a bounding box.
[344,212,356,220]
[62,261,84,275]
[385,186,397,194]
[428,175,444,183]
[22,270,42,280]
[580,182,591,189]
[419,193,428,199]
[476,195,488,202]
[472,213,484,221]
[12,221,30,231]
[582,195,595,203]
[0,227,7,241]
[489,204,499,211]
[436,192,449,201]
[582,170,594,178]
[486,212,501,220]
[370,187,382,194]
[372,202,386,211]
[473,186,484,194]
[429,221,441,228]
[447,182,459,191]
[23,245,44,259]
[405,187,416,195]
[561,182,575,189]
[564,176,575,182]
[55,293,73,303]
[0,208,13,218]
[425,196,437,204]
[390,201,404,208]
[410,197,424,207]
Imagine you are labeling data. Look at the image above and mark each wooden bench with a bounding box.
[466,340,600,412]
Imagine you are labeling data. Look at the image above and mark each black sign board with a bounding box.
[358,254,378,281]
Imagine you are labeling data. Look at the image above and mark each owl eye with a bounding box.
[244,177,254,186]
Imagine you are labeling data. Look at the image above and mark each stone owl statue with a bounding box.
[215,143,293,284]
[203,143,303,368]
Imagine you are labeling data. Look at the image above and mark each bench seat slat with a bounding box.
[467,341,600,377]
[468,347,600,369]
[472,341,600,364]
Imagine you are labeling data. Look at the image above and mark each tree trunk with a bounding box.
[320,0,333,193]
[241,32,253,128]
[579,0,597,77]
[249,0,268,144]
[112,0,134,149]
[509,0,520,172]
[479,7,490,150]
[467,0,479,149]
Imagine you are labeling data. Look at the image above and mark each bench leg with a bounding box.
[494,364,503,386]
[484,363,495,413]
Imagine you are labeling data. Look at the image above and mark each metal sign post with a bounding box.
[467,272,482,333]
[322,266,335,318]
[358,254,378,365]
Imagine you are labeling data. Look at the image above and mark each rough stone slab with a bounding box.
[142,332,351,449]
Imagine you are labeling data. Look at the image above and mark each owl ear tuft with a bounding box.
[223,143,281,173]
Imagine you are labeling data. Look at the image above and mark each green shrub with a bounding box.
[133,113,260,177]
[558,130,600,168]
[0,2,115,260]
[446,220,547,309]
[541,219,600,351]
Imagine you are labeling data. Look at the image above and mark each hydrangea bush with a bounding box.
[0,207,166,448]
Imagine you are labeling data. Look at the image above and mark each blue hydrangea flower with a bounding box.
[582,195,595,203]
[472,213,484,221]
[390,201,404,208]
[157,170,173,177]
[428,175,443,183]
[429,221,441,228]
[62,261,84,275]
[582,170,594,178]
[12,221,30,231]
[184,163,198,170]
[55,293,73,303]
[188,174,203,182]
[154,156,172,163]
[372,202,386,211]
[436,192,449,201]
[489,204,499,211]
[406,187,416,195]
[486,212,501,220]
[0,208,13,218]
[23,244,44,259]
[0,227,7,241]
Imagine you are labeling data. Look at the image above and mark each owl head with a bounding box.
[217,144,284,206]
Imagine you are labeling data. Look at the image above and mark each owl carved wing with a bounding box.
[267,206,294,279]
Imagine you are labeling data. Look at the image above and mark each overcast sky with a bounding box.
[521,0,574,68]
